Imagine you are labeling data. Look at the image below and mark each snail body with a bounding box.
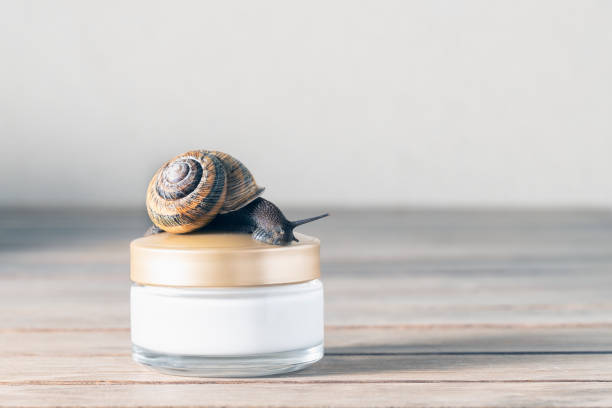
[207,197,328,245]
[145,150,328,245]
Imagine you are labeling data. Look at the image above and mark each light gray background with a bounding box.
[1,1,611,208]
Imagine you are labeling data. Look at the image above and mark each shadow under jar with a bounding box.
[130,232,324,377]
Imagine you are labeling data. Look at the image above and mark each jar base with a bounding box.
[132,343,324,378]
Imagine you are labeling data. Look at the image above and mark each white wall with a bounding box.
[1,0,611,208]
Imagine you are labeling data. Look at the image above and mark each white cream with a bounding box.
[131,280,324,356]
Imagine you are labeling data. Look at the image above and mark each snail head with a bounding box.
[254,213,329,245]
[236,197,329,246]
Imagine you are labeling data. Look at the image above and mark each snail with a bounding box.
[145,150,328,245]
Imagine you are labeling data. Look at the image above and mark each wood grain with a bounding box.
[1,208,611,407]
[3,353,612,383]
[3,327,612,356]
[3,383,612,408]
[3,263,612,327]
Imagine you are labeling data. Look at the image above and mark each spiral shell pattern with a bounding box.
[146,150,263,233]
[203,150,264,213]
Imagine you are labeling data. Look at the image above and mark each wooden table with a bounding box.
[1,208,612,407]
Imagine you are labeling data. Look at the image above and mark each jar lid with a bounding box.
[130,232,320,287]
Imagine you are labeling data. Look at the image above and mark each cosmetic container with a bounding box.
[130,232,324,377]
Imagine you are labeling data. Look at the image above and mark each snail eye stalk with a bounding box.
[290,213,329,228]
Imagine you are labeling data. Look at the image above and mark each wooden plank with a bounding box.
[3,327,612,356]
[2,262,612,327]
[2,353,612,383]
[1,209,611,407]
[2,383,612,408]
[2,209,612,264]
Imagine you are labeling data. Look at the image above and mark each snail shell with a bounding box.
[146,150,263,233]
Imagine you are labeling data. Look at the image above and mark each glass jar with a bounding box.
[130,232,324,377]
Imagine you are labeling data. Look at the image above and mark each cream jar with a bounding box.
[130,232,324,377]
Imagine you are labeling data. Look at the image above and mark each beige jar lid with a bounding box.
[130,232,320,287]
